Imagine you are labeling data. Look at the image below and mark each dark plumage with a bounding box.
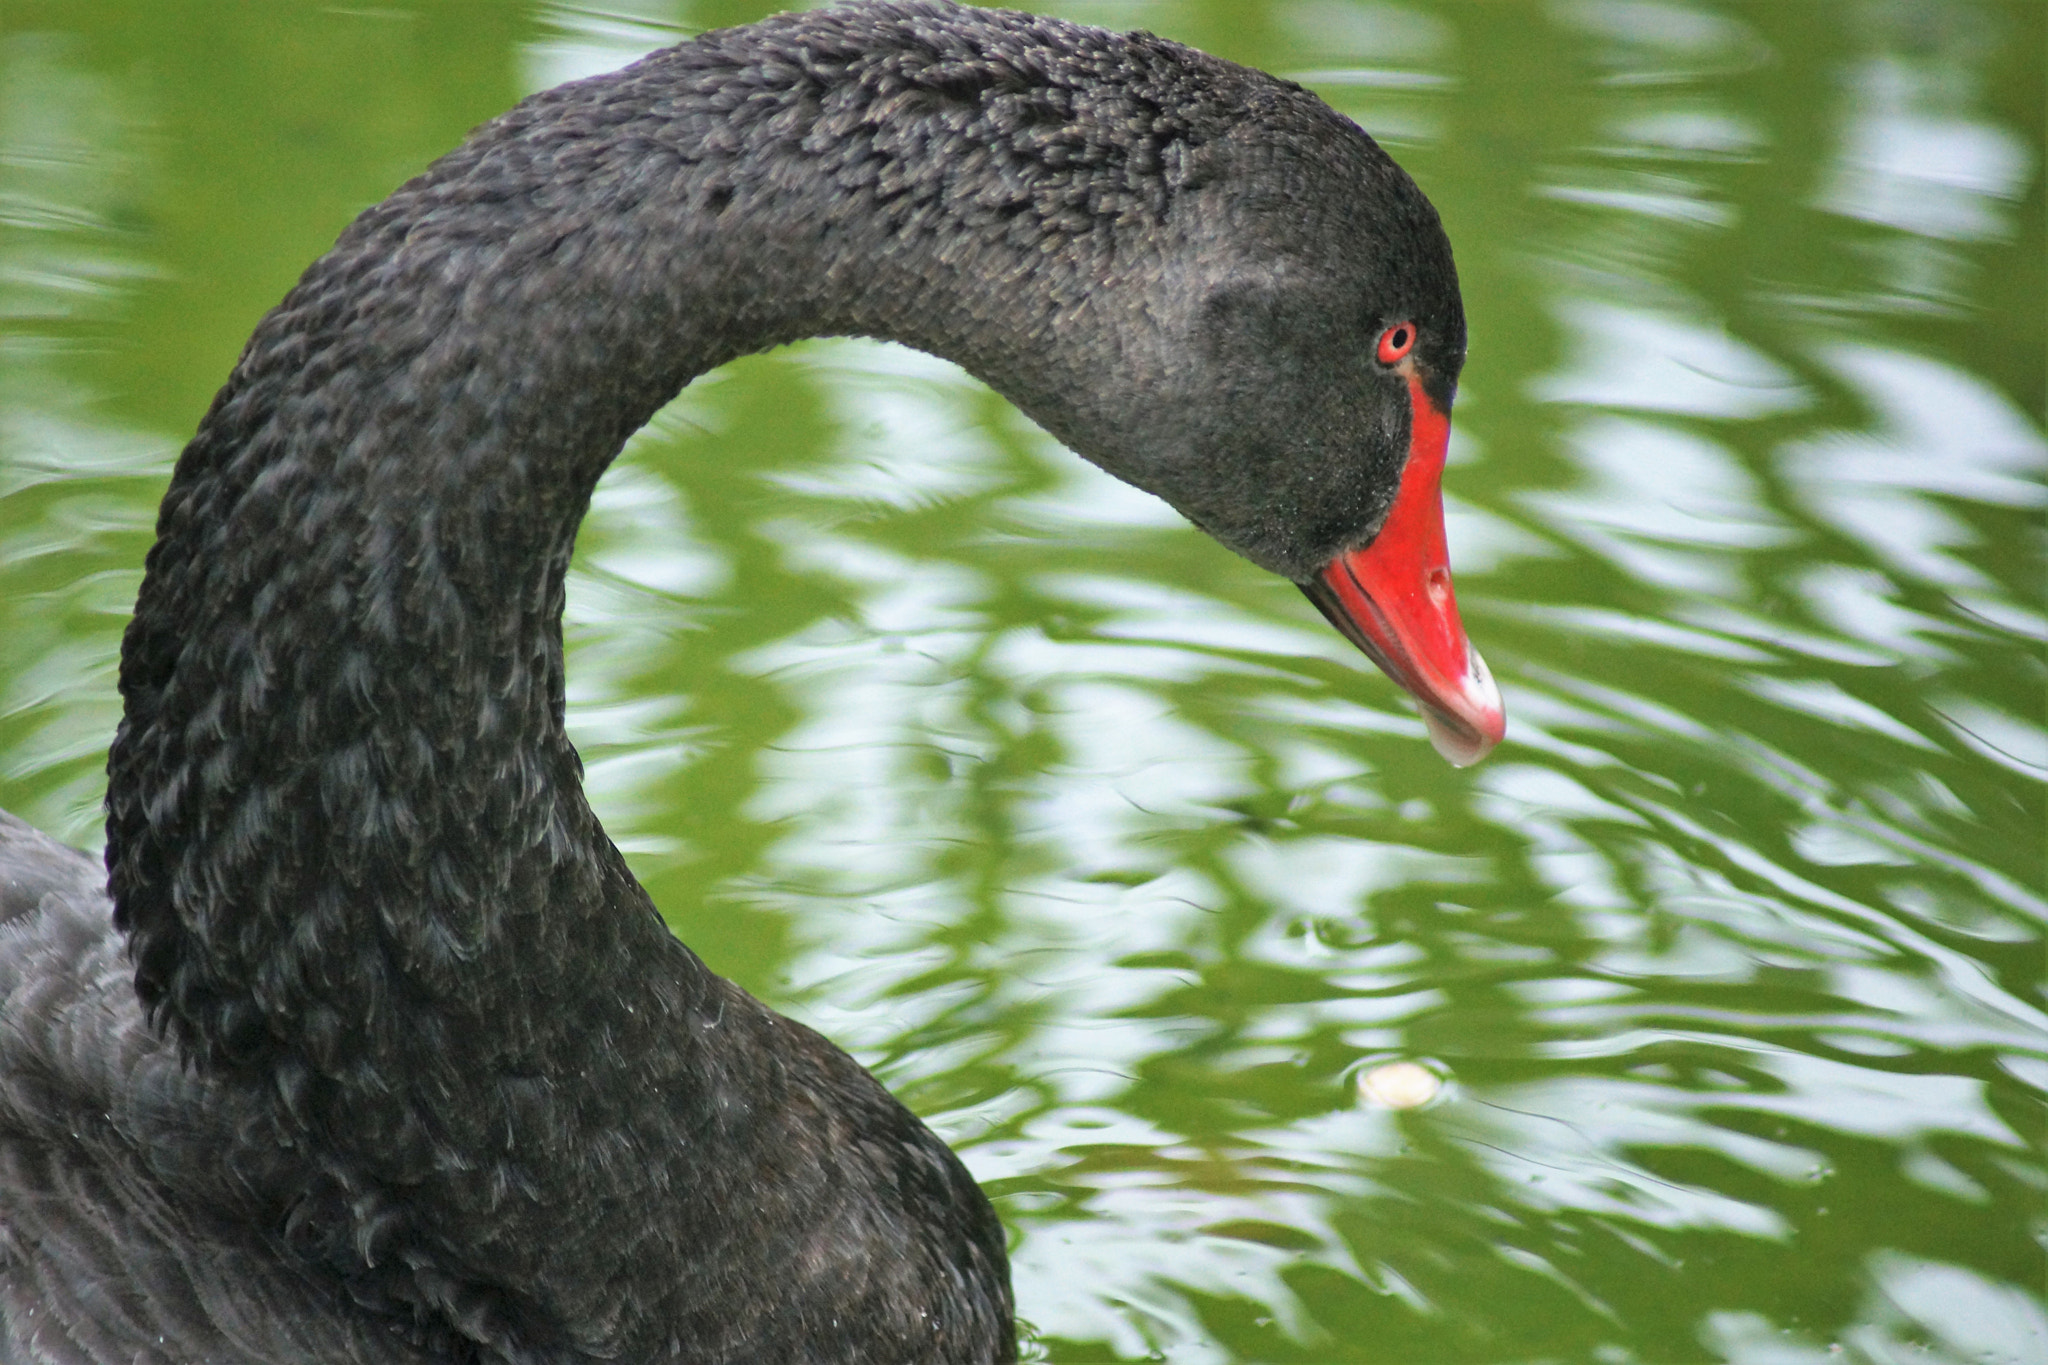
[0,3,1472,1361]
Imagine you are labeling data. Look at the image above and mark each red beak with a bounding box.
[1300,376,1505,766]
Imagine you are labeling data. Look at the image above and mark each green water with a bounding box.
[1,2,2041,1361]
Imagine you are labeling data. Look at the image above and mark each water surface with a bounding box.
[0,2,2041,1361]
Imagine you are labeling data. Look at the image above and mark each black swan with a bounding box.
[0,3,1502,1361]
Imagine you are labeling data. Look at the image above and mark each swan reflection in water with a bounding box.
[0,3,1501,1360]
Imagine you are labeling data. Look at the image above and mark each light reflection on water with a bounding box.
[0,1,2041,1362]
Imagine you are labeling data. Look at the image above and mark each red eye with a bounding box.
[1376,322,1415,365]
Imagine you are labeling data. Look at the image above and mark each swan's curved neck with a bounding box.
[98,7,1256,1355]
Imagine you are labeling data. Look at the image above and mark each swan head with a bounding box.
[1024,101,1503,764]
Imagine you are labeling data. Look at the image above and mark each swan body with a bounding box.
[0,3,1493,1360]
